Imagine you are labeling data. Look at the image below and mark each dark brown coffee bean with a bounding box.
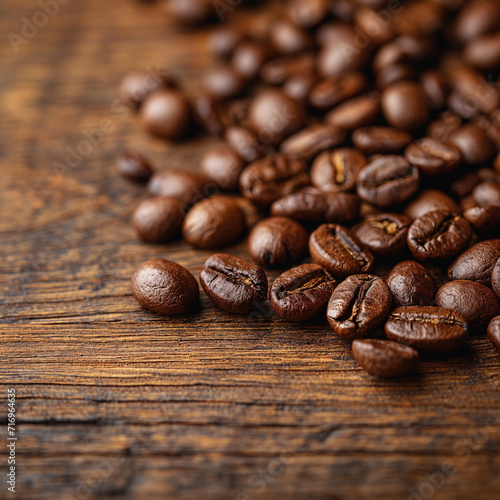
[200,145,245,191]
[131,258,199,315]
[448,240,500,286]
[356,156,420,208]
[387,260,437,308]
[200,253,268,314]
[232,40,271,80]
[120,70,174,109]
[309,224,375,277]
[404,138,462,176]
[225,126,270,163]
[271,188,360,224]
[492,259,500,299]
[248,89,306,145]
[166,0,214,25]
[209,27,244,59]
[325,93,380,130]
[381,81,430,131]
[270,263,337,321]
[372,36,432,73]
[449,123,495,165]
[435,280,500,329]
[269,19,313,54]
[148,169,213,207]
[288,0,330,29]
[117,151,154,182]
[182,196,246,249]
[354,7,393,46]
[404,190,461,221]
[248,216,308,267]
[202,66,247,99]
[132,196,184,243]
[192,93,228,136]
[472,182,500,208]
[139,89,191,140]
[352,127,413,155]
[427,111,462,142]
[385,306,469,352]
[392,0,446,36]
[353,213,411,257]
[420,70,448,110]
[316,21,359,47]
[280,124,348,161]
[309,72,367,110]
[453,0,500,44]
[283,73,318,100]
[327,275,392,339]
[239,154,309,208]
[352,339,419,378]
[375,63,417,91]
[464,205,500,234]
[260,53,315,86]
[311,148,367,192]
[488,315,500,353]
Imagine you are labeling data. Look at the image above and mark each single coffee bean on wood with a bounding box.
[435,280,500,329]
[270,263,337,321]
[117,151,154,182]
[385,306,469,352]
[488,316,500,353]
[327,274,392,339]
[386,260,437,308]
[352,339,419,378]
[131,258,199,315]
[200,253,268,314]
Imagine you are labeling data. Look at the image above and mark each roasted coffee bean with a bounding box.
[288,0,330,29]
[200,145,245,191]
[192,93,228,136]
[385,306,469,352]
[450,172,480,199]
[283,73,318,100]
[202,66,247,99]
[225,126,270,163]
[248,216,308,267]
[271,188,360,224]
[420,70,448,110]
[492,259,500,299]
[232,40,271,80]
[392,0,446,36]
[248,89,306,145]
[182,196,246,249]
[209,26,244,59]
[327,275,392,339]
[453,0,500,44]
[404,138,462,176]
[311,148,367,192]
[407,210,472,261]
[239,154,309,208]
[325,93,380,130]
[353,213,411,257]
[139,89,191,140]
[435,280,500,329]
[132,196,184,243]
[200,253,268,314]
[309,224,374,277]
[354,7,393,46]
[309,72,367,110]
[404,189,461,221]
[148,169,213,206]
[166,0,214,25]
[448,240,500,286]
[352,339,419,378]
[269,19,313,54]
[260,54,315,86]
[472,182,500,208]
[387,260,437,308]
[120,70,174,109]
[280,124,347,161]
[375,63,416,91]
[427,111,462,142]
[449,123,495,165]
[464,205,500,234]
[372,36,432,74]
[270,263,337,321]
[356,156,420,208]
[488,316,500,353]
[381,81,430,131]
[352,127,413,155]
[131,258,199,315]
[117,151,154,182]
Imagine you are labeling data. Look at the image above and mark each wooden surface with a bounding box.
[1,1,500,499]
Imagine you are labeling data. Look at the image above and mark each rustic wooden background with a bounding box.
[1,1,499,499]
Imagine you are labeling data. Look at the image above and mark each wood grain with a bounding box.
[0,1,499,499]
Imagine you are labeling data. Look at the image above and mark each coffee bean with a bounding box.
[166,0,214,25]
[450,172,480,199]
[225,126,271,163]
[435,280,500,328]
[232,40,271,80]
[117,151,154,182]
[309,224,374,277]
[270,263,337,321]
[427,111,462,142]
[447,240,500,286]
[449,123,495,165]
[325,93,380,130]
[352,127,413,155]
[283,73,318,100]
[420,70,448,110]
[200,253,268,314]
[131,258,199,315]
[269,19,313,54]
[354,7,393,46]
[202,66,247,99]
[407,210,472,261]
[385,306,469,352]
[200,145,245,191]
[488,316,500,353]
[309,72,367,110]
[280,124,347,161]
[373,36,432,74]
[209,27,244,59]
[375,63,416,91]
[472,182,500,208]
[271,188,360,224]
[356,156,420,208]
[404,138,462,176]
[352,339,419,378]
[453,0,500,44]
[327,275,391,339]
[140,89,191,140]
[492,259,500,299]
[182,196,246,249]
[239,154,310,208]
[148,169,213,206]
[260,54,315,86]
[404,189,461,221]
[120,70,174,109]
[311,148,367,192]
[192,93,228,136]
[392,0,446,36]
[288,0,330,29]
[387,260,437,308]
[464,205,500,234]
[353,213,411,257]
[248,216,308,267]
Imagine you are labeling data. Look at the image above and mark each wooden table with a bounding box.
[1,1,499,498]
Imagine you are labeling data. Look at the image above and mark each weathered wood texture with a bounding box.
[0,1,499,499]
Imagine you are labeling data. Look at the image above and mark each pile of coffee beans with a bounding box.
[122,0,500,378]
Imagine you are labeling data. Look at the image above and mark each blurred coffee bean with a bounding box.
[472,182,500,207]
[352,127,413,154]
[325,93,380,130]
[117,151,154,182]
[464,205,500,234]
[232,40,271,79]
[404,138,462,176]
[453,0,500,44]
[120,70,175,109]
[309,72,367,110]
[202,66,247,99]
[269,19,313,54]
[200,145,245,191]
[165,0,214,25]
[225,126,269,163]
[287,0,330,29]
[449,123,495,165]
[404,190,461,221]
[488,315,500,353]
